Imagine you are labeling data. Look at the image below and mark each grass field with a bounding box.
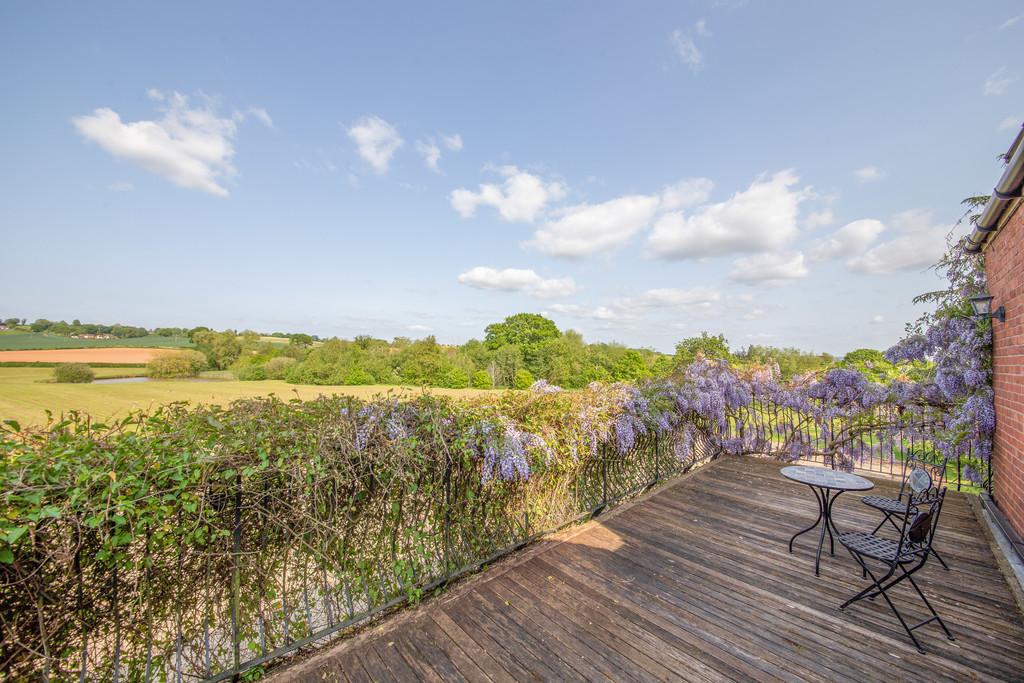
[0,367,491,427]
[0,331,193,350]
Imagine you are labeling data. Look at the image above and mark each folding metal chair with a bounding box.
[861,453,951,570]
[838,469,954,653]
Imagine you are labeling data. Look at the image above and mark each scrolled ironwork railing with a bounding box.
[1,421,719,682]
[726,397,988,494]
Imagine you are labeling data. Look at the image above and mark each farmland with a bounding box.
[0,347,174,364]
[0,367,490,428]
[0,331,192,351]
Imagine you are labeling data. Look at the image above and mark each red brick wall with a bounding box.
[986,202,1024,537]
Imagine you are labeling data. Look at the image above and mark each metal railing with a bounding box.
[726,398,989,494]
[3,422,720,682]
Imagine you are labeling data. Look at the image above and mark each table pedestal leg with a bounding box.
[789,485,845,575]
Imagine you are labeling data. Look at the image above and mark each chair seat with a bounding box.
[839,531,921,563]
[862,495,914,515]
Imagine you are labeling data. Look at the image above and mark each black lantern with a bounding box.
[969,293,1005,322]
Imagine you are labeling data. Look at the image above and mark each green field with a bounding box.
[0,331,193,350]
[0,367,490,428]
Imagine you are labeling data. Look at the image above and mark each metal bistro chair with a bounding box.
[861,454,951,570]
[838,469,954,653]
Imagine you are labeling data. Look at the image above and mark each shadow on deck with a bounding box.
[276,457,1024,682]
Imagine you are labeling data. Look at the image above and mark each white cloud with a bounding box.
[416,139,442,172]
[244,107,274,128]
[442,133,463,151]
[407,324,433,332]
[847,210,949,274]
[870,315,885,325]
[984,67,1013,96]
[450,166,566,222]
[546,303,620,321]
[854,166,881,182]
[457,266,578,299]
[999,116,1020,131]
[729,252,808,285]
[695,19,712,37]
[660,178,714,210]
[670,29,704,71]
[621,286,722,310]
[527,194,661,258]
[73,90,246,197]
[647,170,806,259]
[805,209,835,230]
[1000,14,1023,30]
[346,116,404,174]
[106,181,134,192]
[809,218,885,261]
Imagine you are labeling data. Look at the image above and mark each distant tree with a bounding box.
[30,319,53,333]
[147,351,208,378]
[512,368,535,390]
[187,326,212,343]
[264,356,297,379]
[613,349,649,381]
[289,333,315,347]
[471,369,493,389]
[53,363,94,383]
[837,348,901,383]
[2,318,19,327]
[192,330,243,370]
[484,313,560,350]
[673,332,733,367]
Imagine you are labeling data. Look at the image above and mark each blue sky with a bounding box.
[1,2,1021,355]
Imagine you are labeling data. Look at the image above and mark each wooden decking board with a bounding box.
[497,568,691,682]
[278,457,1024,682]
[641,478,1024,648]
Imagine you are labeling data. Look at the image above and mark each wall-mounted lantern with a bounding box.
[969,293,1006,322]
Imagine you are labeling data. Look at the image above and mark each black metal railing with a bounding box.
[726,398,989,494]
[4,422,719,682]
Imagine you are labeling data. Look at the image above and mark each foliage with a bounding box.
[734,344,834,379]
[193,330,244,370]
[885,223,993,484]
[512,367,535,389]
[673,332,733,367]
[471,369,492,389]
[835,348,902,383]
[0,385,718,680]
[52,363,94,383]
[147,350,209,378]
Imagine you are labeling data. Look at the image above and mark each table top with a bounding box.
[780,465,874,491]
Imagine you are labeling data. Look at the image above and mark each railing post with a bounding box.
[443,459,452,574]
[654,434,660,483]
[601,444,608,510]
[231,474,243,679]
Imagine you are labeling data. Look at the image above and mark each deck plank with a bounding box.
[281,457,1024,682]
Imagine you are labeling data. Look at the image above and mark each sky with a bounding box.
[1,2,1021,355]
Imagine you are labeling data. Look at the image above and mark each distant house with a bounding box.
[965,121,1024,561]
[70,333,116,340]
[0,324,7,331]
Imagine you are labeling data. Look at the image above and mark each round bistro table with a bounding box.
[781,465,874,576]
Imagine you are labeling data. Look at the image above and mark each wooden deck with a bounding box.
[278,457,1024,682]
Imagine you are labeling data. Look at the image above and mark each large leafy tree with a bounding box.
[483,313,560,350]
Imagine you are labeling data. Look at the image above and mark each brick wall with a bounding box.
[986,202,1024,537]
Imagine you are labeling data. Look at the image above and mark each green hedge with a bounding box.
[0,388,718,681]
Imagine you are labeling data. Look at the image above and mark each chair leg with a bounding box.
[905,571,955,641]
[929,546,950,571]
[870,512,891,536]
[840,558,895,609]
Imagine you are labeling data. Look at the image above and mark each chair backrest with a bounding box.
[896,470,947,560]
[897,452,948,500]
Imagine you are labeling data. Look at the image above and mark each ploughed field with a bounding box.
[0,367,489,428]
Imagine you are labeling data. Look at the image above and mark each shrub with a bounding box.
[234,363,266,381]
[471,370,492,389]
[512,368,535,390]
[264,356,296,379]
[52,363,94,383]
[147,350,208,378]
